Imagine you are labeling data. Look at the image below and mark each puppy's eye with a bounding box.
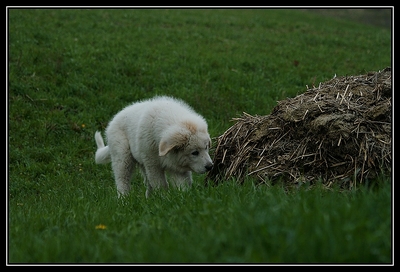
[191,151,199,156]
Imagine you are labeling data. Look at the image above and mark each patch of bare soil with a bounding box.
[304,8,392,29]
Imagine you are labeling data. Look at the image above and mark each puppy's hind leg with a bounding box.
[108,132,135,197]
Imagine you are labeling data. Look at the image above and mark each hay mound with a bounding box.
[206,67,392,188]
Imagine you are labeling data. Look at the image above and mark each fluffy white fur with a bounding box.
[95,96,213,198]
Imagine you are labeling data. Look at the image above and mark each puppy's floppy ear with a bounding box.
[159,140,175,157]
[159,131,189,156]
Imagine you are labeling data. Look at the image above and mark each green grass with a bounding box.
[8,8,392,264]
[8,181,392,263]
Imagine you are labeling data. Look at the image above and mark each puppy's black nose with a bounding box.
[205,163,213,171]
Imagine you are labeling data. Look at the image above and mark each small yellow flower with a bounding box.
[95,224,107,230]
[81,124,85,128]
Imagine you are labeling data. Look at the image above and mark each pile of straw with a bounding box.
[206,67,392,189]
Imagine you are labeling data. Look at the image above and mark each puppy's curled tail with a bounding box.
[95,131,111,164]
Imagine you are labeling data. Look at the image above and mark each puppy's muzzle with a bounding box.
[205,162,213,172]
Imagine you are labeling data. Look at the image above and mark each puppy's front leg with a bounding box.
[170,171,193,190]
[144,167,168,198]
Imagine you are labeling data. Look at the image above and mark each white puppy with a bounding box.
[95,96,213,197]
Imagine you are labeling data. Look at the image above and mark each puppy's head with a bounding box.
[159,121,213,174]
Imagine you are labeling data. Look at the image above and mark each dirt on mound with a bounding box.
[206,67,392,189]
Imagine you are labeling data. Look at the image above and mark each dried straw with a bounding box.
[206,67,392,189]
